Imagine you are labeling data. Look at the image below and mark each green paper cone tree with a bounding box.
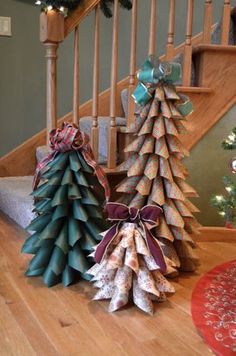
[117,83,201,273]
[22,150,107,287]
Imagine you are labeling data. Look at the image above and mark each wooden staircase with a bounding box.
[0,0,236,236]
[1,0,236,176]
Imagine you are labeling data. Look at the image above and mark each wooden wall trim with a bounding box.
[194,227,236,242]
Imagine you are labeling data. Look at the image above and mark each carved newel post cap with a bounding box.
[40,10,65,43]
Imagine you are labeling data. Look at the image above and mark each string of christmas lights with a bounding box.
[222,127,236,150]
[34,0,132,17]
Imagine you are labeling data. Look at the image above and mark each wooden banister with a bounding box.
[64,0,100,38]
[73,26,79,124]
[45,43,58,145]
[127,0,138,128]
[203,0,213,44]
[40,10,64,144]
[108,0,119,169]
[91,5,100,161]
[221,0,231,45]
[149,0,157,56]
[182,0,194,86]
[166,0,176,60]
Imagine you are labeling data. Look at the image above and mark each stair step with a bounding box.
[176,86,212,94]
[0,176,34,228]
[194,44,236,54]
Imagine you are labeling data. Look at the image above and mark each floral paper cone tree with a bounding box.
[116,58,200,273]
[87,202,175,314]
[22,123,110,287]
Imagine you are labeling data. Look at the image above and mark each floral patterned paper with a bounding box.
[87,222,175,315]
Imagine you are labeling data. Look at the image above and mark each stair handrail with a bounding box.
[64,0,101,38]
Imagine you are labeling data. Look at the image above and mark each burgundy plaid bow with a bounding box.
[33,122,110,200]
[94,202,166,273]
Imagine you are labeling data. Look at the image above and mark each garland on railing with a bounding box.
[33,0,132,17]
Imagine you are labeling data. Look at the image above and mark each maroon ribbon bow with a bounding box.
[94,202,167,273]
[33,122,111,200]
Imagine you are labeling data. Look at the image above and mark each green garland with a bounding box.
[34,0,132,17]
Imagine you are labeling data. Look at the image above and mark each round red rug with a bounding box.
[191,260,236,356]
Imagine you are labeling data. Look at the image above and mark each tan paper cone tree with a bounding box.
[117,76,200,274]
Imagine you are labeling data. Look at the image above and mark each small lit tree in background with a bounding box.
[211,127,236,228]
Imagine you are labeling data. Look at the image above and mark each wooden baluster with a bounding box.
[127,0,138,129]
[203,0,212,44]
[73,26,79,124]
[166,0,175,60]
[221,0,231,45]
[182,0,194,86]
[108,0,119,169]
[91,6,100,161]
[149,0,157,56]
[40,10,64,144]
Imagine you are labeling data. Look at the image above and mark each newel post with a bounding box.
[40,10,64,144]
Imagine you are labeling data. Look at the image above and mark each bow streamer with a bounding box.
[94,202,167,273]
[33,122,110,200]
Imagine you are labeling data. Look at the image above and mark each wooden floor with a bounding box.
[0,213,236,356]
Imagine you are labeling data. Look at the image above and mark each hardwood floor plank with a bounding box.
[0,295,36,356]
[0,213,234,355]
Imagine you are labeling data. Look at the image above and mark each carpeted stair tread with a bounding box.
[0,176,34,228]
[79,116,126,164]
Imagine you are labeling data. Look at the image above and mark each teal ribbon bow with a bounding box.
[132,56,192,116]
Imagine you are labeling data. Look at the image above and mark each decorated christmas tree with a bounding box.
[87,202,175,314]
[211,127,236,228]
[22,123,110,287]
[116,57,200,273]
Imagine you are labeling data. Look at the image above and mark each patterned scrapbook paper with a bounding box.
[159,157,173,181]
[164,179,186,201]
[116,176,140,193]
[144,154,159,180]
[138,116,155,136]
[163,84,180,100]
[152,117,166,140]
[156,217,174,241]
[174,200,194,217]
[140,135,155,155]
[154,85,165,101]
[175,178,199,197]
[124,135,145,153]
[161,101,172,118]
[115,78,200,274]
[164,117,178,136]
[155,136,169,159]
[184,198,200,213]
[150,176,165,206]
[136,175,152,196]
[88,222,174,314]
[128,154,149,177]
[148,99,160,119]
[163,199,185,228]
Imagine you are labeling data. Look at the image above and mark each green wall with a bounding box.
[0,0,235,226]
[0,0,225,157]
